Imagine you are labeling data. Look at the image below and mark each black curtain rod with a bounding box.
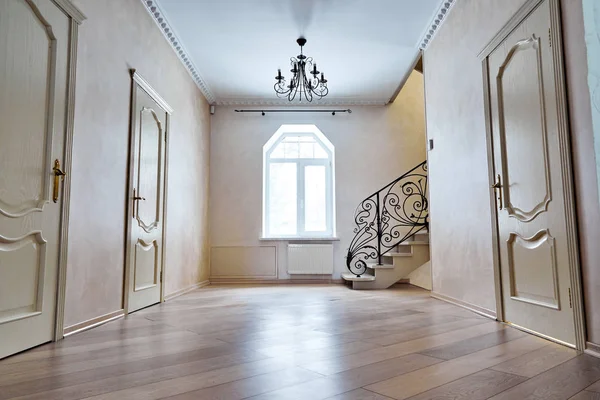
[234,109,352,116]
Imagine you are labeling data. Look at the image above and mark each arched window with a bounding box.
[263,124,335,238]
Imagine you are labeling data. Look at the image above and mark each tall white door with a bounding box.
[487,0,576,345]
[126,76,169,313]
[0,0,70,358]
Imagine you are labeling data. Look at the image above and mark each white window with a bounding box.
[263,124,335,238]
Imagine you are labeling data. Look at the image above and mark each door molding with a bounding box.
[52,0,86,24]
[52,1,86,341]
[480,0,586,351]
[123,70,172,313]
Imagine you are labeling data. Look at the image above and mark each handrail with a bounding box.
[346,161,429,277]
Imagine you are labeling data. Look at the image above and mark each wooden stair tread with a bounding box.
[398,240,430,246]
[387,252,413,257]
[366,263,394,269]
[341,272,376,282]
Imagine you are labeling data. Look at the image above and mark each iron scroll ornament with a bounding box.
[346,161,429,277]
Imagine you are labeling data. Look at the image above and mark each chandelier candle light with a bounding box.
[274,37,329,102]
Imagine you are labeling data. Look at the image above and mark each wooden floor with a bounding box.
[2,284,600,400]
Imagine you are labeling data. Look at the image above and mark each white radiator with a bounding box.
[287,244,334,274]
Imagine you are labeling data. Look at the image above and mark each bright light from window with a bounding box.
[268,163,297,235]
[305,165,327,232]
[263,125,335,238]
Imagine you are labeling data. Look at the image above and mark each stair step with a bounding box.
[387,252,413,257]
[366,263,394,269]
[341,272,375,282]
[398,240,430,246]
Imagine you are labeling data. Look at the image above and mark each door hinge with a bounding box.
[164,130,167,142]
[548,28,552,47]
[568,287,572,308]
[160,271,163,283]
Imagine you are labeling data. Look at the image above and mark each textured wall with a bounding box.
[424,0,528,313]
[425,0,600,341]
[583,0,600,200]
[64,0,210,327]
[209,71,427,281]
[580,0,600,345]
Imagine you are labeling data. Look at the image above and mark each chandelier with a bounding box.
[274,37,329,102]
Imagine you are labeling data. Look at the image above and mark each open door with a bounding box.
[482,0,583,347]
[125,71,172,313]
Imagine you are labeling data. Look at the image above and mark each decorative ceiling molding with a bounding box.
[215,98,388,107]
[141,0,441,106]
[418,0,457,50]
[141,0,216,104]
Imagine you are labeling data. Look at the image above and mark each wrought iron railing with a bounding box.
[346,161,429,277]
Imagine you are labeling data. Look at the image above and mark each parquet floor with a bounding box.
[1,284,600,399]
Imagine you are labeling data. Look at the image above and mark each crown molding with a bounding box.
[141,0,446,105]
[215,98,388,107]
[419,0,457,50]
[140,0,216,104]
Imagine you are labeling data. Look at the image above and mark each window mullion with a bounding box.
[326,160,332,236]
[297,160,306,235]
[265,159,270,237]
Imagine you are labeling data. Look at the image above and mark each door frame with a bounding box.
[123,70,172,313]
[50,0,86,341]
[479,0,586,350]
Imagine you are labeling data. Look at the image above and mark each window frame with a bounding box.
[262,125,336,239]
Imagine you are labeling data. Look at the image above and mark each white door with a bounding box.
[487,0,576,345]
[126,75,170,313]
[0,0,70,358]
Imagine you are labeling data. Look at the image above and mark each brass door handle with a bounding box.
[491,174,503,209]
[53,159,66,203]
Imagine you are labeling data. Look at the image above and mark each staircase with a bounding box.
[342,161,429,290]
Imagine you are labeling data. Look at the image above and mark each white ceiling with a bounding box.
[148,0,448,105]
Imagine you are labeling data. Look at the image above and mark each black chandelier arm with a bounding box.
[274,81,289,96]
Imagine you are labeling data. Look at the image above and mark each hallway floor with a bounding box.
[1,284,600,400]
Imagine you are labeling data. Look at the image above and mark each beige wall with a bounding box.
[564,0,600,346]
[64,0,210,327]
[209,71,427,281]
[424,0,528,314]
[424,0,600,342]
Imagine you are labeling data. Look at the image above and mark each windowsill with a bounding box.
[260,236,340,242]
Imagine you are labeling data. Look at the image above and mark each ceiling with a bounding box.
[144,0,453,105]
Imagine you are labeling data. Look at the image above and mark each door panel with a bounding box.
[134,239,158,291]
[0,0,53,216]
[497,35,551,222]
[487,0,575,345]
[0,233,46,322]
[507,230,559,309]
[126,78,168,313]
[136,108,162,231]
[0,0,70,358]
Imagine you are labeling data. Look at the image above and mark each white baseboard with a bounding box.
[63,309,125,337]
[164,280,210,301]
[586,341,600,359]
[209,278,344,284]
[431,291,497,320]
